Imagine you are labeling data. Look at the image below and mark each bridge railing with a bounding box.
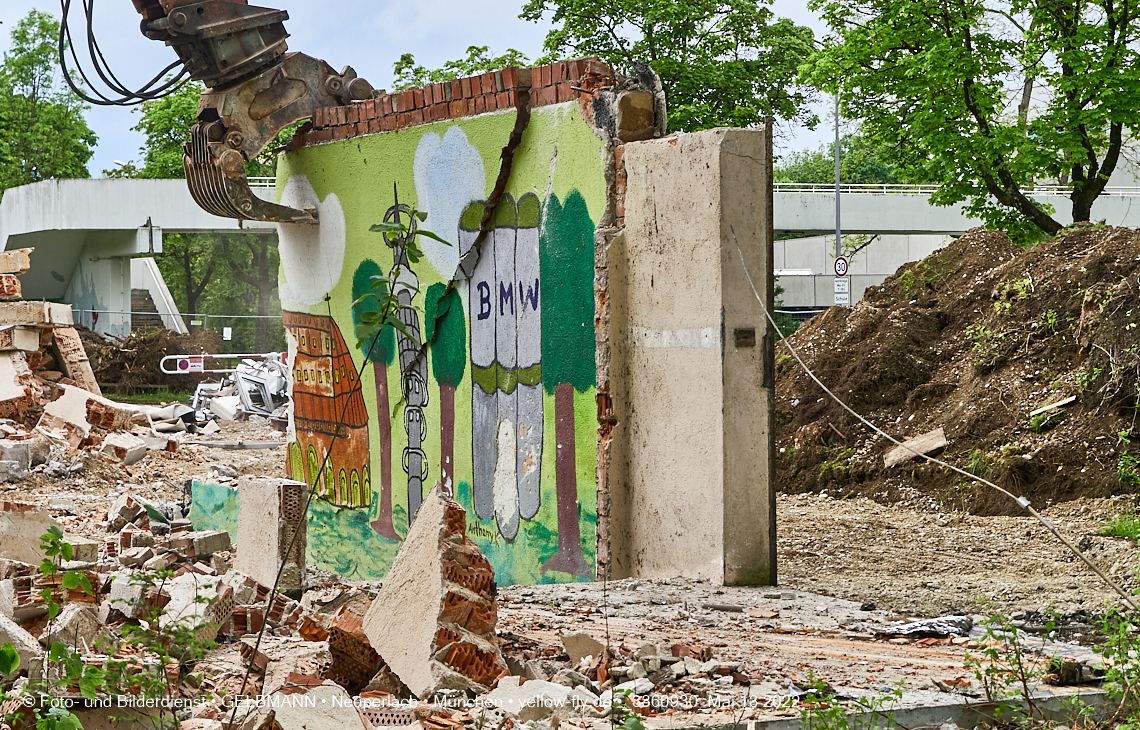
[248,177,276,189]
[774,183,1140,196]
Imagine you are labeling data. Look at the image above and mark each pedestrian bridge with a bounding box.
[774,184,1140,234]
[0,178,275,339]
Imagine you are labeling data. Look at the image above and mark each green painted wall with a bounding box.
[275,102,606,585]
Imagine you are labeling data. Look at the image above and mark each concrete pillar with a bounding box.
[609,127,776,585]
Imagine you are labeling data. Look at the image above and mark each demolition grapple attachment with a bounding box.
[131,0,376,223]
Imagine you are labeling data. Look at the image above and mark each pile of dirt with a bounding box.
[776,225,1140,516]
[78,326,221,392]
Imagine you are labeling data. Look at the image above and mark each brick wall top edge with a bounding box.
[297,56,616,146]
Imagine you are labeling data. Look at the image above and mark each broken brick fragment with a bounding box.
[362,484,506,698]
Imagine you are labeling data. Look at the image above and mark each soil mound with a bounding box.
[776,225,1140,515]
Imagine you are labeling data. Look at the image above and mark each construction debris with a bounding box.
[362,483,506,699]
[192,354,289,419]
[234,478,307,593]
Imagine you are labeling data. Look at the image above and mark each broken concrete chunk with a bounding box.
[614,677,654,695]
[0,612,42,680]
[39,604,109,652]
[0,501,60,565]
[101,571,147,620]
[52,327,101,396]
[883,427,948,468]
[234,478,307,593]
[482,676,574,721]
[118,546,155,567]
[0,301,72,327]
[0,275,21,302]
[188,529,232,558]
[100,433,148,465]
[362,484,505,698]
[561,632,605,665]
[0,249,33,276]
[40,384,137,445]
[63,533,99,564]
[0,326,40,353]
[209,396,242,421]
[272,681,368,730]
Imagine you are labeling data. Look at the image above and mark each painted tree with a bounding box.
[539,192,594,578]
[352,259,400,540]
[424,283,467,487]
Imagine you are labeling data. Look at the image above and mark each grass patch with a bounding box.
[106,388,191,405]
[1099,510,1140,540]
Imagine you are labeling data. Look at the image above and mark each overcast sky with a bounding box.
[0,0,833,177]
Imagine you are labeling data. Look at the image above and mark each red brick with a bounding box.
[412,88,425,108]
[568,59,584,81]
[485,93,499,112]
[395,112,407,129]
[614,144,625,170]
[533,85,555,106]
[450,80,462,100]
[507,89,518,108]
[366,100,377,119]
[311,128,334,144]
[334,126,351,140]
[479,73,494,95]
[496,92,509,110]
[502,67,519,90]
[356,121,368,135]
[349,105,359,124]
[431,104,449,122]
[460,76,473,98]
[313,107,326,128]
[474,95,486,115]
[540,64,552,87]
[424,85,435,105]
[450,100,465,118]
[0,275,21,301]
[369,118,381,133]
[556,61,569,81]
[556,82,576,103]
[381,115,396,132]
[409,108,424,126]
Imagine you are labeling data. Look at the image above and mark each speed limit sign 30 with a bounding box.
[834,256,849,277]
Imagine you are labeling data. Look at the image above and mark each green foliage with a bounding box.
[1098,509,1140,541]
[0,529,219,730]
[964,612,1050,722]
[1076,367,1102,392]
[353,202,449,351]
[776,135,908,185]
[0,11,96,196]
[797,673,903,730]
[1119,432,1140,487]
[132,82,203,179]
[773,279,799,338]
[393,46,531,90]
[1029,411,1064,434]
[966,449,993,479]
[520,0,816,132]
[817,447,854,480]
[1100,612,1140,727]
[804,0,1140,240]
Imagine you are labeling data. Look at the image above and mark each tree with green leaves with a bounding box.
[352,259,399,541]
[424,283,466,488]
[776,135,904,185]
[0,11,95,195]
[393,46,530,90]
[132,81,202,179]
[804,0,1140,240]
[519,0,816,132]
[539,191,595,578]
[222,232,279,352]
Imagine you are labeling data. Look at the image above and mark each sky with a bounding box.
[0,0,833,178]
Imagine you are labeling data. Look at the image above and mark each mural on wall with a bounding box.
[460,194,544,542]
[276,102,606,585]
[284,311,372,508]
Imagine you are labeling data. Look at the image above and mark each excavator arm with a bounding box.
[131,0,376,223]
